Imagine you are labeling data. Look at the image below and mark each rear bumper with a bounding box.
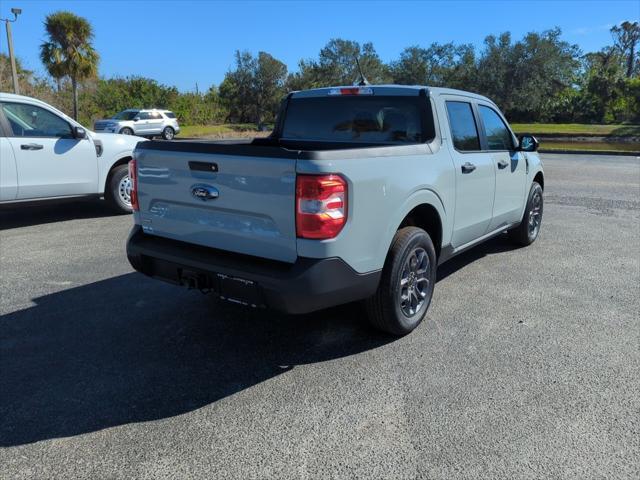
[126,226,380,314]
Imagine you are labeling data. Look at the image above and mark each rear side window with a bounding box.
[446,101,480,151]
[113,110,138,120]
[137,112,152,120]
[478,105,514,150]
[281,96,429,145]
[164,111,176,119]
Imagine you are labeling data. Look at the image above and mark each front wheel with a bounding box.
[162,127,175,140]
[104,164,133,214]
[509,182,543,246]
[365,227,437,336]
[120,127,134,135]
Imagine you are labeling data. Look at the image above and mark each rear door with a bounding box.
[477,104,527,230]
[146,111,164,135]
[444,99,496,248]
[1,101,97,199]
[135,145,298,262]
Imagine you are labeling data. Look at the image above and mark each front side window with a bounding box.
[446,101,480,151]
[478,105,514,150]
[2,102,73,138]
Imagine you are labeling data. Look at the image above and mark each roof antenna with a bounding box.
[354,56,369,86]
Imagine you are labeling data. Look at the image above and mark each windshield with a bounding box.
[112,110,139,120]
[281,96,427,144]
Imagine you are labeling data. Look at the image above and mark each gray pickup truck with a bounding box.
[126,85,543,335]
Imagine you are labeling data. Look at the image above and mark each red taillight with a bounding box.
[296,174,348,239]
[128,158,139,211]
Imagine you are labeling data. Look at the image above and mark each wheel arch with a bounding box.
[398,204,443,259]
[533,170,544,190]
[104,156,132,193]
[379,190,447,265]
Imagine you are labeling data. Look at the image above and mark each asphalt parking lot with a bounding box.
[1,153,638,479]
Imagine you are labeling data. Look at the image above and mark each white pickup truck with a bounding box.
[0,93,145,213]
[127,85,544,335]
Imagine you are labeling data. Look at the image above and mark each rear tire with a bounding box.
[509,182,543,246]
[162,126,175,140]
[104,164,133,214]
[120,127,134,135]
[365,227,437,336]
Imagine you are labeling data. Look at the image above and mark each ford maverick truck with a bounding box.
[126,85,544,335]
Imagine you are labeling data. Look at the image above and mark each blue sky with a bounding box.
[1,0,638,92]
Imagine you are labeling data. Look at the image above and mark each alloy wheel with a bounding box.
[528,190,542,239]
[399,247,430,317]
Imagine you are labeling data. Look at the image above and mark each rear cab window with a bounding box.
[280,90,434,146]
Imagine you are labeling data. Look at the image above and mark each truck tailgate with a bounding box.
[135,146,298,263]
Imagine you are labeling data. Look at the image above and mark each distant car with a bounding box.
[0,92,146,213]
[94,109,180,140]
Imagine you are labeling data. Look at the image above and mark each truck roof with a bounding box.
[290,84,495,104]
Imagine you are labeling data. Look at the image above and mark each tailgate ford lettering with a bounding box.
[190,184,219,201]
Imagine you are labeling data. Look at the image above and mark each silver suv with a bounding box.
[94,109,180,140]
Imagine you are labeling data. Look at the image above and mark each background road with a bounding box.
[1,154,638,479]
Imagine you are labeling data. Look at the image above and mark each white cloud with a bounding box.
[570,23,617,35]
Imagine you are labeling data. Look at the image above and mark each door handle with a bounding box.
[497,159,509,169]
[461,162,476,174]
[21,143,44,150]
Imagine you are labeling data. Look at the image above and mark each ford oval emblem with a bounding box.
[191,184,219,201]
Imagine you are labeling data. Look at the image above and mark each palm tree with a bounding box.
[40,11,99,120]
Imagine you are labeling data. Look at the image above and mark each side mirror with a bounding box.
[133,117,139,122]
[518,134,539,152]
[73,126,87,139]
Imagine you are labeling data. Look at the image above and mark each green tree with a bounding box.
[254,52,287,127]
[289,39,390,90]
[1,53,62,107]
[40,11,99,120]
[0,54,32,92]
[390,43,477,88]
[389,46,430,85]
[219,51,257,123]
[476,29,580,121]
[611,21,640,78]
[219,50,287,125]
[578,48,627,122]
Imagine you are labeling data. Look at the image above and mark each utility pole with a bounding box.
[2,8,21,95]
